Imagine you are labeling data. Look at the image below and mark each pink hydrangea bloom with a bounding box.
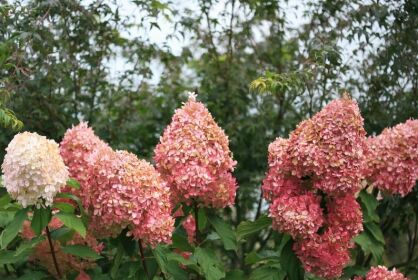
[269,193,323,239]
[262,98,367,279]
[182,214,196,244]
[60,122,111,208]
[293,232,351,279]
[88,148,174,247]
[356,266,410,280]
[286,98,368,195]
[364,119,418,196]
[154,95,238,208]
[326,195,363,242]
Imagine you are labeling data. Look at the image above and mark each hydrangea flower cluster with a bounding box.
[364,119,418,196]
[182,214,196,244]
[2,132,69,207]
[60,122,110,208]
[21,217,103,279]
[354,266,409,280]
[262,98,366,279]
[154,94,237,208]
[88,147,174,246]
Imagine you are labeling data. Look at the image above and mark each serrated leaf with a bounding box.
[237,215,271,241]
[354,231,384,263]
[359,191,379,223]
[62,244,102,260]
[55,212,86,238]
[31,206,52,236]
[0,208,28,249]
[207,216,237,251]
[195,247,225,280]
[364,222,385,244]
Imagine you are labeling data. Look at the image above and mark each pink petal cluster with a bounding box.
[60,122,110,208]
[182,214,196,244]
[293,232,350,279]
[154,95,238,208]
[364,119,418,196]
[88,147,174,247]
[354,266,409,280]
[262,98,366,279]
[21,217,103,279]
[2,132,69,207]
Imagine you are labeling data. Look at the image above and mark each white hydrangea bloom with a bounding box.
[2,132,69,207]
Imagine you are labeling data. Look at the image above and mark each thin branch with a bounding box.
[45,226,62,279]
[138,239,150,280]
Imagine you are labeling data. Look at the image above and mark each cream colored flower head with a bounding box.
[2,132,69,207]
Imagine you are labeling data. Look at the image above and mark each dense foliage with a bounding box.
[0,0,417,279]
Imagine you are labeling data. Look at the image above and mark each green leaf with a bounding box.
[342,265,368,279]
[0,191,11,208]
[50,227,75,243]
[0,236,45,266]
[111,243,124,279]
[249,266,285,280]
[364,222,385,244]
[245,250,279,265]
[0,208,28,249]
[14,236,45,257]
[225,269,245,279]
[61,244,102,260]
[195,247,225,280]
[280,239,304,280]
[237,215,271,241]
[66,178,81,189]
[207,215,237,251]
[55,212,86,238]
[153,245,191,279]
[198,208,207,231]
[17,271,48,280]
[53,202,75,214]
[172,231,194,252]
[0,211,15,227]
[31,206,52,236]
[358,191,379,223]
[354,231,384,263]
[55,192,86,215]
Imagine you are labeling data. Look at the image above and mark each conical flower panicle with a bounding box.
[364,119,418,196]
[262,98,367,279]
[60,122,111,208]
[88,148,174,247]
[2,132,69,207]
[287,98,368,195]
[154,96,238,208]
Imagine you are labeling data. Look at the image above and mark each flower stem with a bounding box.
[45,226,62,279]
[194,201,200,244]
[138,239,150,280]
[193,201,201,280]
